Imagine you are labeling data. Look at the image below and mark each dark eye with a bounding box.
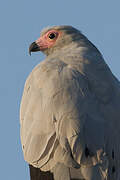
[49,33,56,39]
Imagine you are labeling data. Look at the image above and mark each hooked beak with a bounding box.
[29,42,40,55]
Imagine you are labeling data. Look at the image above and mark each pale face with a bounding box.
[29,29,62,55]
[29,25,83,56]
[36,30,62,50]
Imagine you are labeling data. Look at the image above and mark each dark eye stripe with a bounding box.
[49,33,56,39]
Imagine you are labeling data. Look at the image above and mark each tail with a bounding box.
[29,164,54,180]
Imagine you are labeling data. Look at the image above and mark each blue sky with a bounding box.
[0,0,120,179]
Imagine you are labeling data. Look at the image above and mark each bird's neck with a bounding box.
[46,42,102,66]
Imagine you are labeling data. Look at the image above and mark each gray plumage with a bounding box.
[20,25,120,180]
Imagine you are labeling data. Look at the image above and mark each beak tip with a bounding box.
[29,41,40,55]
[29,50,31,56]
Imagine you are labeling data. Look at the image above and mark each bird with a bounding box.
[20,25,120,180]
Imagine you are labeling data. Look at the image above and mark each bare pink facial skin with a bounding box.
[35,30,62,51]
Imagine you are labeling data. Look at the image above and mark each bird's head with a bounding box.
[29,25,84,56]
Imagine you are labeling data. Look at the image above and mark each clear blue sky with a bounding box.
[0,0,120,179]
